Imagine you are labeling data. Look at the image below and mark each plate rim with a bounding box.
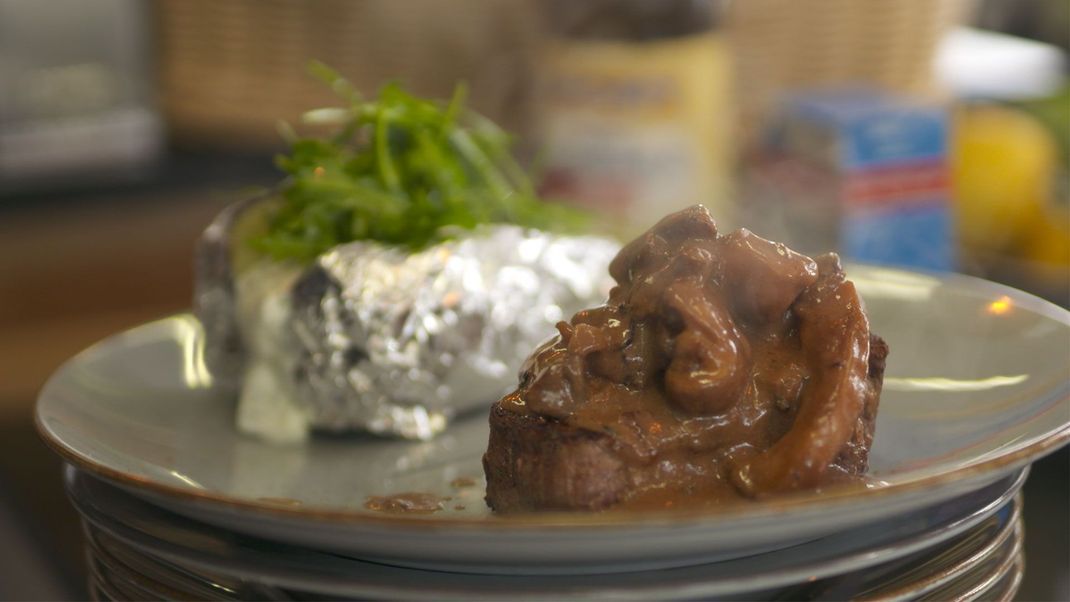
[36,266,1070,530]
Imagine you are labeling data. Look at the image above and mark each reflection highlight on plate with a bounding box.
[169,470,205,489]
[174,315,213,389]
[986,295,1014,316]
[884,375,1029,393]
[852,268,939,302]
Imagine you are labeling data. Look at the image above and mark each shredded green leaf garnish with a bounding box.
[252,61,588,261]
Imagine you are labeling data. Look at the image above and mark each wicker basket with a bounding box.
[157,0,974,152]
[728,0,974,148]
[154,0,539,148]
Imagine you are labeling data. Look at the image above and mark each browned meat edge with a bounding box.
[483,333,889,512]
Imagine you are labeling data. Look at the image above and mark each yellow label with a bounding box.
[536,32,735,234]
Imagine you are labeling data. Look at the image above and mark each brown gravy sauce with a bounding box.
[450,476,478,489]
[364,493,447,514]
[497,205,881,506]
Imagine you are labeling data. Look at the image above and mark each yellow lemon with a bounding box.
[1019,204,1070,299]
[952,104,1056,253]
[1022,205,1070,267]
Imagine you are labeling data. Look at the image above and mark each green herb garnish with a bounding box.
[253,62,587,261]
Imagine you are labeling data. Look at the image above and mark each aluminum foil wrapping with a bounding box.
[287,226,619,439]
[194,194,265,392]
[195,206,619,442]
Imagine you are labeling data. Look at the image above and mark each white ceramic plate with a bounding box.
[37,266,1070,573]
[66,465,1024,600]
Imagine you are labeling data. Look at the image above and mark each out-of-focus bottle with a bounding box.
[534,0,734,236]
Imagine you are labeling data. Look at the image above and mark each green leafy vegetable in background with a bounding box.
[1016,84,1070,179]
[253,61,587,261]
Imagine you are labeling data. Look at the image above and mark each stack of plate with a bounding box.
[36,266,1070,601]
[67,464,1026,601]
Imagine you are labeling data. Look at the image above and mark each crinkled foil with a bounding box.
[195,203,619,441]
[289,226,619,439]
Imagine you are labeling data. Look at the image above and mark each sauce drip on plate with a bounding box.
[364,493,447,514]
